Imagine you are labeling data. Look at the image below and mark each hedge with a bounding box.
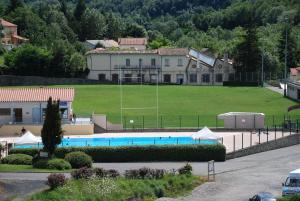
[9,144,226,162]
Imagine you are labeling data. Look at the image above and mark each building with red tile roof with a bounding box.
[0,18,28,50]
[118,38,148,50]
[0,88,74,124]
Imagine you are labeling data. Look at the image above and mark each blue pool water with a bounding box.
[15,137,219,149]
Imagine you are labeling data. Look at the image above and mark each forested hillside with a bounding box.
[0,0,299,77]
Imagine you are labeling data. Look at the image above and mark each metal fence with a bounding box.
[105,114,300,130]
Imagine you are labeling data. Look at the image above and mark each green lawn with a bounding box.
[68,85,300,128]
[0,164,72,173]
[29,174,203,201]
[3,85,299,128]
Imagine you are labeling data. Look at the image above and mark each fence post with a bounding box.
[221,137,223,145]
[272,115,275,128]
[160,115,163,129]
[290,125,292,135]
[197,115,200,128]
[297,120,299,134]
[267,127,269,142]
[282,124,284,137]
[242,133,244,149]
[275,125,277,141]
[142,116,144,130]
[216,115,218,129]
[124,116,127,130]
[179,115,182,129]
[234,115,237,129]
[259,129,261,144]
[233,135,235,153]
[250,132,252,146]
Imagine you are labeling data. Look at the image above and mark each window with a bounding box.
[125,74,132,82]
[178,58,183,66]
[0,108,10,116]
[150,74,157,83]
[189,74,197,83]
[176,74,184,84]
[112,74,118,83]
[126,59,130,66]
[216,74,223,82]
[151,58,156,66]
[229,73,235,81]
[98,74,106,81]
[164,74,171,83]
[165,58,170,67]
[202,74,210,83]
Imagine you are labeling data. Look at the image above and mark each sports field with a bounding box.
[70,85,300,128]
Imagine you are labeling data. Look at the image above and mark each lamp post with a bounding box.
[284,17,288,97]
[261,51,264,87]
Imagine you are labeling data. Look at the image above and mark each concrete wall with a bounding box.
[0,124,94,136]
[287,82,300,101]
[226,134,300,159]
[0,101,71,124]
[220,115,264,129]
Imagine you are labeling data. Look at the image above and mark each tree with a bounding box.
[148,36,172,49]
[125,23,146,37]
[6,0,23,13]
[74,0,86,21]
[41,97,63,156]
[105,13,123,40]
[233,26,261,72]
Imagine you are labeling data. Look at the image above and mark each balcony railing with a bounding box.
[114,65,161,70]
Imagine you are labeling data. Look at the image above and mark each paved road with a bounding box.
[1,145,300,201]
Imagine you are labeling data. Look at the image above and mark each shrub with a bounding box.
[125,168,165,179]
[9,148,39,156]
[32,158,49,169]
[71,167,94,179]
[94,168,106,178]
[106,169,120,178]
[178,163,193,175]
[47,173,67,189]
[1,154,32,165]
[10,144,226,162]
[47,159,71,170]
[65,151,92,168]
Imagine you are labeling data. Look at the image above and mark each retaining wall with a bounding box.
[226,133,300,159]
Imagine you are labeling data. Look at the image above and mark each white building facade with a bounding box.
[86,48,235,85]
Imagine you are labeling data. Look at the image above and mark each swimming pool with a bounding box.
[14,136,219,148]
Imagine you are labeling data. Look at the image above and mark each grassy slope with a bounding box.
[70,85,299,127]
[0,164,72,173]
[29,174,203,201]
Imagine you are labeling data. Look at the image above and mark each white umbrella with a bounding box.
[15,131,42,145]
[191,126,221,140]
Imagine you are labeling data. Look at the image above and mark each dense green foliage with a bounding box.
[10,144,226,162]
[1,154,32,165]
[0,0,299,75]
[29,174,203,201]
[64,151,92,168]
[41,97,63,156]
[47,159,71,170]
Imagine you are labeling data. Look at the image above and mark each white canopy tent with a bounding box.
[15,131,42,145]
[191,127,221,140]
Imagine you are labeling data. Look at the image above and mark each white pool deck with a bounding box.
[0,130,295,153]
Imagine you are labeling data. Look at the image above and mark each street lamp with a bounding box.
[284,17,288,97]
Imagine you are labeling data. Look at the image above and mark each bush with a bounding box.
[10,144,226,162]
[71,167,94,179]
[94,168,120,178]
[65,151,92,168]
[32,158,49,169]
[178,163,193,175]
[1,154,33,165]
[47,159,71,170]
[125,168,165,179]
[9,148,39,156]
[47,173,67,189]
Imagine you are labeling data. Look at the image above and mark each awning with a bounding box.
[191,126,221,140]
[15,131,42,145]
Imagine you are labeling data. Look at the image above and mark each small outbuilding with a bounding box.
[217,112,265,129]
[191,126,221,140]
